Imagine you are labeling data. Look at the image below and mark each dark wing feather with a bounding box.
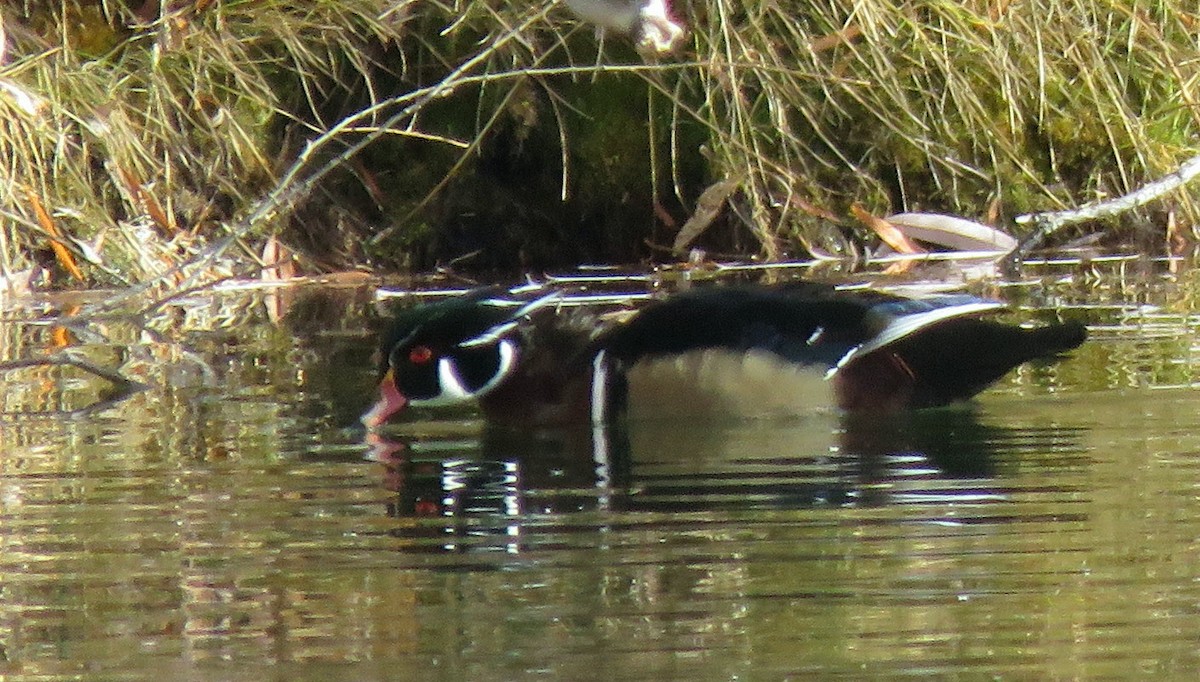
[594,286,878,369]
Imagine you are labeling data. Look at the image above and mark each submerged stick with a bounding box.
[0,352,147,417]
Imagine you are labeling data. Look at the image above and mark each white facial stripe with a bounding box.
[434,357,473,403]
[471,338,517,396]
[460,320,518,348]
[480,290,560,314]
[407,339,519,407]
[460,292,560,349]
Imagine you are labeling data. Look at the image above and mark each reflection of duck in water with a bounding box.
[363,283,1087,431]
[370,407,1087,535]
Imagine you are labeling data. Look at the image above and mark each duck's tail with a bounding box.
[835,317,1087,411]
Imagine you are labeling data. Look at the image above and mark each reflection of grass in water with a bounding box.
[2,2,1199,284]
[998,310,1200,394]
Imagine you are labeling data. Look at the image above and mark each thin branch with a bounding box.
[1005,153,1200,272]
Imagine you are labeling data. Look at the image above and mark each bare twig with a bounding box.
[1005,153,1200,272]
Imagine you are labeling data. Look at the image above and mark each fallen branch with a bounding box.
[1004,153,1200,272]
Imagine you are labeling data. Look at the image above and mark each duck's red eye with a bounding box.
[408,345,434,365]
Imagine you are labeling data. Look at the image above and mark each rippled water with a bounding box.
[3,262,1200,679]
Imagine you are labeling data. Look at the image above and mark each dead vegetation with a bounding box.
[0,1,1198,291]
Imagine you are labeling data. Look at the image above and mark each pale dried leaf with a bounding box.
[885,212,1018,252]
[673,179,739,253]
[851,204,924,254]
[261,234,297,282]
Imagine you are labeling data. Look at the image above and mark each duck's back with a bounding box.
[595,285,1086,415]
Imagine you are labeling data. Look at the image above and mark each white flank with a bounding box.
[592,421,612,510]
[625,349,835,420]
[591,349,609,424]
[589,347,612,507]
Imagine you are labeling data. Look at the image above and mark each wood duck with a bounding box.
[362,283,1087,429]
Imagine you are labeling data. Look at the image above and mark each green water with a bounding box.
[1,262,1199,679]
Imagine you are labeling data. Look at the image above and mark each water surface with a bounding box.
[1,262,1199,679]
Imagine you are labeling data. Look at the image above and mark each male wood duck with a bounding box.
[362,283,1087,429]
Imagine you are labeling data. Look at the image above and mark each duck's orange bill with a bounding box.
[361,369,408,429]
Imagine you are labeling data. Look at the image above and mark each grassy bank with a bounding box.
[0,1,1197,288]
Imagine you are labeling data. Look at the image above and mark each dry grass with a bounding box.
[691,0,1200,256]
[0,0,411,289]
[0,1,1198,291]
